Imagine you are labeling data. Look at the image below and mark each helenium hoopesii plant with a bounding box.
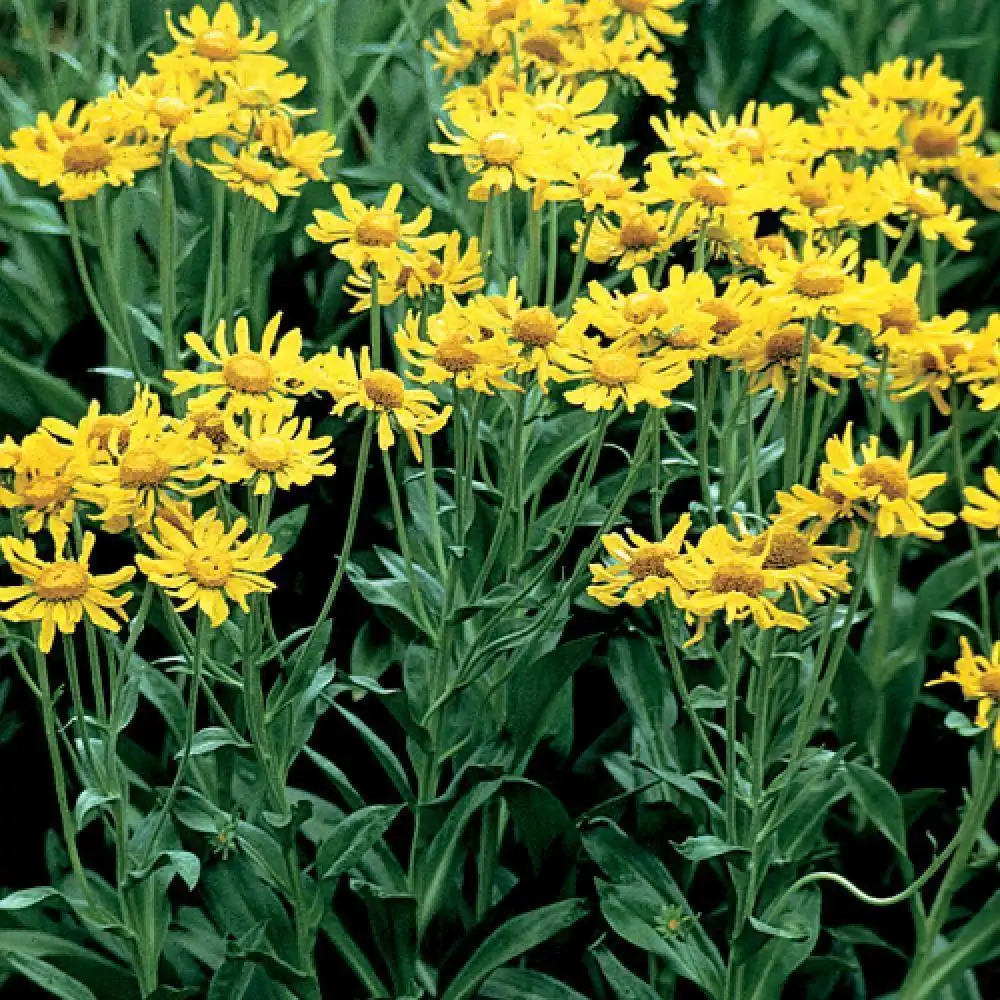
[0,1,998,999]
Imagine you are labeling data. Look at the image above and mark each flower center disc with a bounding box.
[36,562,90,600]
[22,475,71,509]
[795,180,829,209]
[616,0,652,12]
[363,370,406,408]
[702,301,742,335]
[120,447,171,487]
[757,528,812,569]
[710,562,767,596]
[224,353,275,394]
[356,210,401,247]
[63,138,112,174]
[580,171,626,199]
[764,325,807,364]
[880,298,919,334]
[185,551,234,588]
[980,672,1000,697]
[907,185,944,218]
[479,131,523,166]
[619,216,659,249]
[730,125,767,160]
[912,124,960,159]
[485,0,519,24]
[691,172,732,208]
[628,547,669,579]
[522,32,564,66]
[512,308,559,347]
[154,96,191,128]
[434,338,479,373]
[625,291,665,324]
[195,28,241,60]
[859,457,908,500]
[247,436,290,471]
[592,353,640,387]
[793,263,846,298]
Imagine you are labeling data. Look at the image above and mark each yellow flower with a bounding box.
[873,161,974,252]
[961,467,1000,531]
[570,267,671,343]
[168,313,309,416]
[816,79,904,154]
[74,411,215,532]
[927,637,1000,748]
[587,515,691,608]
[737,322,863,399]
[883,324,973,414]
[546,141,637,213]
[761,239,877,329]
[137,508,279,627]
[560,336,690,412]
[156,2,285,82]
[0,533,135,653]
[955,315,1000,411]
[1,99,160,200]
[565,21,677,101]
[213,410,336,495]
[781,156,891,234]
[785,424,955,540]
[859,261,923,345]
[667,524,809,645]
[394,300,520,395]
[860,54,964,110]
[956,150,1000,211]
[608,0,686,41]
[901,100,984,174]
[0,431,80,549]
[316,347,451,461]
[255,114,341,181]
[41,387,160,462]
[584,203,692,270]
[198,141,307,211]
[307,182,433,269]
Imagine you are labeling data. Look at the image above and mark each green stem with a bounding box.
[369,262,382,366]
[544,202,560,308]
[725,623,743,845]
[159,142,179,380]
[562,209,596,312]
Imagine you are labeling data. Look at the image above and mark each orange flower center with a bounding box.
[62,138,112,174]
[691,172,732,208]
[793,262,846,298]
[664,326,702,349]
[616,0,652,12]
[764,325,807,364]
[592,353,640,387]
[757,235,790,258]
[434,337,479,373]
[188,408,228,447]
[912,123,960,159]
[22,475,71,509]
[195,28,241,61]
[512,307,559,347]
[754,528,813,569]
[119,447,172,487]
[579,170,627,199]
[356,210,401,248]
[906,184,945,218]
[246,436,290,472]
[479,130,523,166]
[233,155,275,184]
[710,562,767,596]
[362,370,406,408]
[702,300,742,335]
[859,457,908,500]
[522,31,564,65]
[880,297,919,334]
[153,96,191,129]
[628,546,670,579]
[224,353,275,393]
[624,291,666,325]
[185,551,234,588]
[35,562,90,601]
[486,0,519,23]
[729,125,767,160]
[979,672,1000,697]
[619,215,659,249]
[795,180,829,209]
[88,415,132,451]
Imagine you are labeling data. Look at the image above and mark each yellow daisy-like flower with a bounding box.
[956,149,1000,212]
[860,54,964,110]
[760,239,877,329]
[587,515,692,608]
[1,99,160,201]
[561,337,691,412]
[394,301,520,395]
[668,524,809,645]
[608,0,686,40]
[212,410,336,495]
[584,203,692,270]
[883,324,973,415]
[198,141,307,212]
[0,533,135,654]
[737,322,863,399]
[784,424,955,541]
[255,113,341,181]
[168,314,309,416]
[316,347,451,461]
[0,431,81,549]
[156,2,285,82]
[927,637,1000,748]
[900,99,984,174]
[306,182,433,270]
[816,79,904,155]
[41,387,160,462]
[570,267,671,343]
[961,467,1000,532]
[137,508,279,627]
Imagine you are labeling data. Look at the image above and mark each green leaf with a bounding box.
[267,505,309,555]
[0,886,61,910]
[2,955,96,1000]
[439,899,587,1000]
[743,888,822,1000]
[0,344,86,430]
[776,0,853,71]
[185,727,251,757]
[591,944,661,1000]
[316,804,402,880]
[845,761,907,853]
[919,890,1000,996]
[481,968,590,1000]
[674,835,747,863]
